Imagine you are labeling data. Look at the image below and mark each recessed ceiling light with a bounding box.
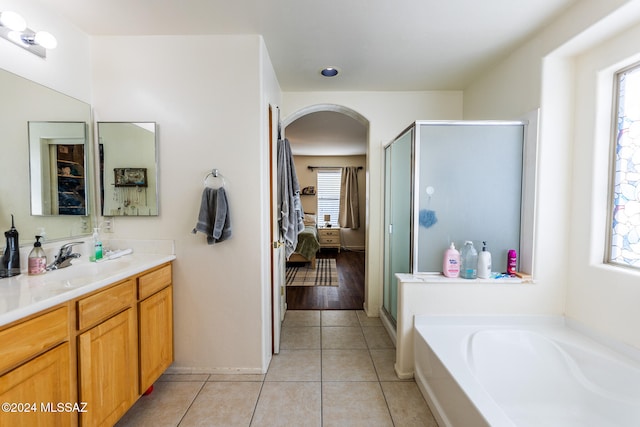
[320,67,339,77]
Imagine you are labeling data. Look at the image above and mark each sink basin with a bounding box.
[41,258,130,285]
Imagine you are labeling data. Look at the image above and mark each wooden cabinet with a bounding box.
[0,306,74,427]
[139,286,173,393]
[77,279,136,330]
[77,281,137,427]
[0,343,74,427]
[0,261,173,427]
[138,264,173,393]
[0,306,69,374]
[318,227,341,252]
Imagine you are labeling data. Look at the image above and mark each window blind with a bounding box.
[317,169,342,227]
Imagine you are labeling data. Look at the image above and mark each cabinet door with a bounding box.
[139,286,173,393]
[0,343,74,427]
[78,308,137,427]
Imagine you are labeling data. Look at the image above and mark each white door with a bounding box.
[270,105,286,354]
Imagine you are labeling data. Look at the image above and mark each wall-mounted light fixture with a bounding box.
[0,11,57,58]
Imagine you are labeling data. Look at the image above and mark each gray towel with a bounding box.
[193,187,232,244]
[277,138,304,258]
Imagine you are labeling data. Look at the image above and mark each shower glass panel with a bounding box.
[383,146,392,316]
[383,128,413,323]
[415,123,524,272]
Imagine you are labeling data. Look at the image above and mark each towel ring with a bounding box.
[204,169,226,188]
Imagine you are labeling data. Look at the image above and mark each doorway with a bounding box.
[281,104,369,311]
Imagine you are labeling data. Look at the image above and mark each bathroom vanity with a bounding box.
[0,253,175,426]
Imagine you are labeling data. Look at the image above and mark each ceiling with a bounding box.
[34,0,576,155]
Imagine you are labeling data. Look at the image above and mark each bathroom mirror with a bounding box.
[28,122,88,216]
[97,122,159,216]
[0,67,92,244]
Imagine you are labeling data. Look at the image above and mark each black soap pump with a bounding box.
[1,214,21,278]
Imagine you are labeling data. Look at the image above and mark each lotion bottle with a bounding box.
[477,241,492,279]
[442,242,460,278]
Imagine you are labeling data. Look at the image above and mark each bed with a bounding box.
[287,214,320,268]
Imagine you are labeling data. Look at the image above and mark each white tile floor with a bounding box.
[116,310,437,426]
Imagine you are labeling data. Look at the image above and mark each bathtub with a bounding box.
[413,315,640,427]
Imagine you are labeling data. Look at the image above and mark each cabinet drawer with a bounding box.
[0,306,68,374]
[138,263,172,300]
[320,238,339,244]
[77,280,135,330]
[320,230,339,237]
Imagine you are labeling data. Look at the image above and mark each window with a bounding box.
[317,169,342,228]
[609,63,640,268]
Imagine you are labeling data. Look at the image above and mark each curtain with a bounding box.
[339,166,360,230]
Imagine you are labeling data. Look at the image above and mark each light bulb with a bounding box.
[34,31,57,49]
[0,11,26,32]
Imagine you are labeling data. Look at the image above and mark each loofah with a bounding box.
[419,209,437,228]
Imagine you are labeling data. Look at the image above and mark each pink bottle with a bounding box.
[443,242,460,278]
[507,249,517,275]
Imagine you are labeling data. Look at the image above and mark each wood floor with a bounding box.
[285,250,365,310]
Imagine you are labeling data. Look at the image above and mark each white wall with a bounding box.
[90,35,278,373]
[0,0,91,102]
[567,20,640,349]
[464,0,640,350]
[282,91,463,315]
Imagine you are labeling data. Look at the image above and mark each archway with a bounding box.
[282,104,370,310]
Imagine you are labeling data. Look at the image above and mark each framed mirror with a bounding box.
[98,122,158,216]
[0,67,92,244]
[28,122,88,216]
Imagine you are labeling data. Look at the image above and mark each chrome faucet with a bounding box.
[47,242,84,270]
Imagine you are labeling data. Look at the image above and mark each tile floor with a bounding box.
[116,310,438,426]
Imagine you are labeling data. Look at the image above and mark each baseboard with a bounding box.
[379,308,397,347]
[342,245,365,251]
[165,366,265,375]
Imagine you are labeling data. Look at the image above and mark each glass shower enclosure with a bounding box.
[383,121,526,325]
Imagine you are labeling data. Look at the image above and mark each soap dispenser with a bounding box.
[91,228,103,262]
[1,214,20,277]
[28,235,47,275]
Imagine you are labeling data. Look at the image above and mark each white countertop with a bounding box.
[0,252,176,327]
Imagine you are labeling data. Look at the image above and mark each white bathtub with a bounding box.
[413,315,640,427]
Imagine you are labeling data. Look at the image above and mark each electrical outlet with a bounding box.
[102,218,114,233]
[80,217,89,233]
